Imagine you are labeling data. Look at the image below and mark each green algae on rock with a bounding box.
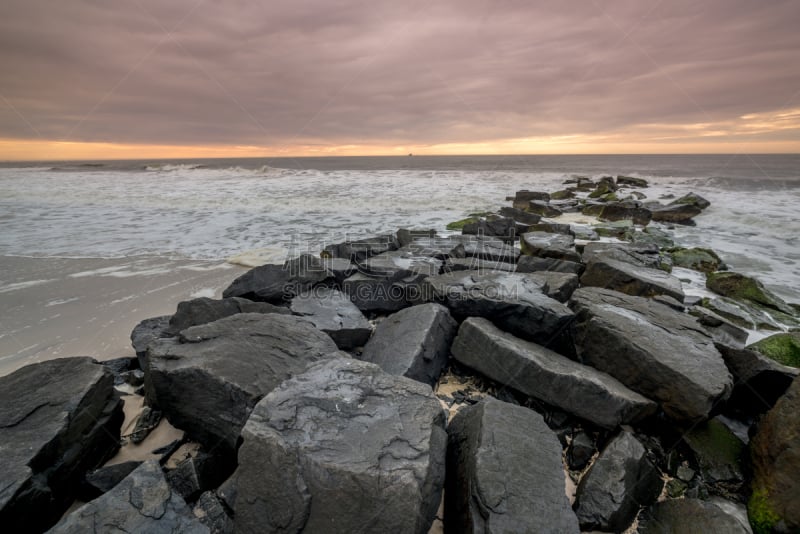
[670,247,725,273]
[747,332,800,368]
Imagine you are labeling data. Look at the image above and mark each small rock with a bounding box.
[568,431,596,471]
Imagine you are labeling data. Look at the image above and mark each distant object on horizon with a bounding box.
[408,153,413,156]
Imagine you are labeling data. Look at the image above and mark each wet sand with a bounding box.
[0,255,246,376]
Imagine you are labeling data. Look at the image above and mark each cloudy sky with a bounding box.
[1,0,799,159]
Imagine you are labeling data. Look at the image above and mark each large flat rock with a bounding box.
[445,397,579,533]
[166,296,289,335]
[235,357,447,534]
[360,303,456,387]
[290,288,372,349]
[0,358,123,532]
[451,318,656,428]
[419,271,574,347]
[520,231,581,262]
[569,287,733,422]
[144,313,339,453]
[48,461,208,533]
[581,255,685,301]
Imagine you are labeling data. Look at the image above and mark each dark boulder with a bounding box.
[526,201,563,218]
[79,461,142,501]
[748,376,800,533]
[144,313,339,453]
[130,315,171,360]
[574,431,663,532]
[706,271,795,316]
[520,232,581,263]
[397,228,437,247]
[690,306,749,347]
[321,257,358,285]
[516,255,584,275]
[682,418,745,492]
[360,303,456,387]
[361,250,442,281]
[596,202,652,225]
[222,254,333,303]
[617,175,649,188]
[451,318,657,428]
[463,216,526,242]
[527,222,573,235]
[569,287,733,422]
[165,451,231,503]
[670,192,711,210]
[193,491,234,534]
[166,296,289,335]
[650,203,703,224]
[671,247,725,273]
[399,237,466,260]
[514,190,551,203]
[715,343,798,414]
[445,257,516,273]
[341,272,412,313]
[581,255,685,301]
[419,271,574,347]
[568,431,596,471]
[0,357,123,533]
[290,288,372,349]
[639,498,752,534]
[450,235,520,262]
[582,241,670,272]
[234,357,447,534]
[321,233,399,261]
[48,460,209,533]
[445,397,579,534]
[498,206,542,225]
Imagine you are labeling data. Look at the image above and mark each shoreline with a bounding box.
[0,255,245,376]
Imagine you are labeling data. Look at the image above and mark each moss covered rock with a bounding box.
[748,376,800,533]
[706,271,795,316]
[446,217,479,230]
[682,418,744,491]
[747,333,800,369]
[550,189,575,200]
[588,181,616,198]
[670,247,725,273]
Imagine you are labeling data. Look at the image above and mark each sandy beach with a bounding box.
[0,255,245,376]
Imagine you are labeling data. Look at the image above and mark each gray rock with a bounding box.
[419,271,574,347]
[514,190,551,202]
[527,271,579,302]
[521,232,580,262]
[361,250,442,282]
[399,237,466,260]
[527,201,563,218]
[575,431,663,532]
[498,206,542,225]
[596,203,653,225]
[445,397,579,534]
[129,405,162,444]
[682,418,745,490]
[581,255,685,301]
[235,358,447,534]
[690,306,749,347]
[527,222,574,235]
[568,432,596,470]
[397,228,437,247]
[0,358,123,533]
[463,216,526,242]
[321,257,358,285]
[633,226,675,248]
[670,192,711,210]
[322,234,399,261]
[451,318,657,428]
[582,241,669,271]
[360,303,456,387]
[222,254,333,303]
[639,498,751,534]
[570,287,733,422]
[166,451,230,502]
[342,272,412,313]
[194,491,234,534]
[131,315,171,359]
[144,313,339,453]
[290,288,372,349]
[167,297,289,335]
[450,235,520,262]
[617,175,649,188]
[715,343,798,414]
[80,461,142,500]
[516,255,584,275]
[445,257,517,273]
[48,461,209,534]
[650,203,703,224]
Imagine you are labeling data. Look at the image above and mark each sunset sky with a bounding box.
[1,0,799,160]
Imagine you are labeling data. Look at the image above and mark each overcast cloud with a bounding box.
[1,0,799,149]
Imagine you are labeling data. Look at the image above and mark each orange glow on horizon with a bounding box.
[1,108,799,161]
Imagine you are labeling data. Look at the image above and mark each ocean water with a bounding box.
[2,154,799,301]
